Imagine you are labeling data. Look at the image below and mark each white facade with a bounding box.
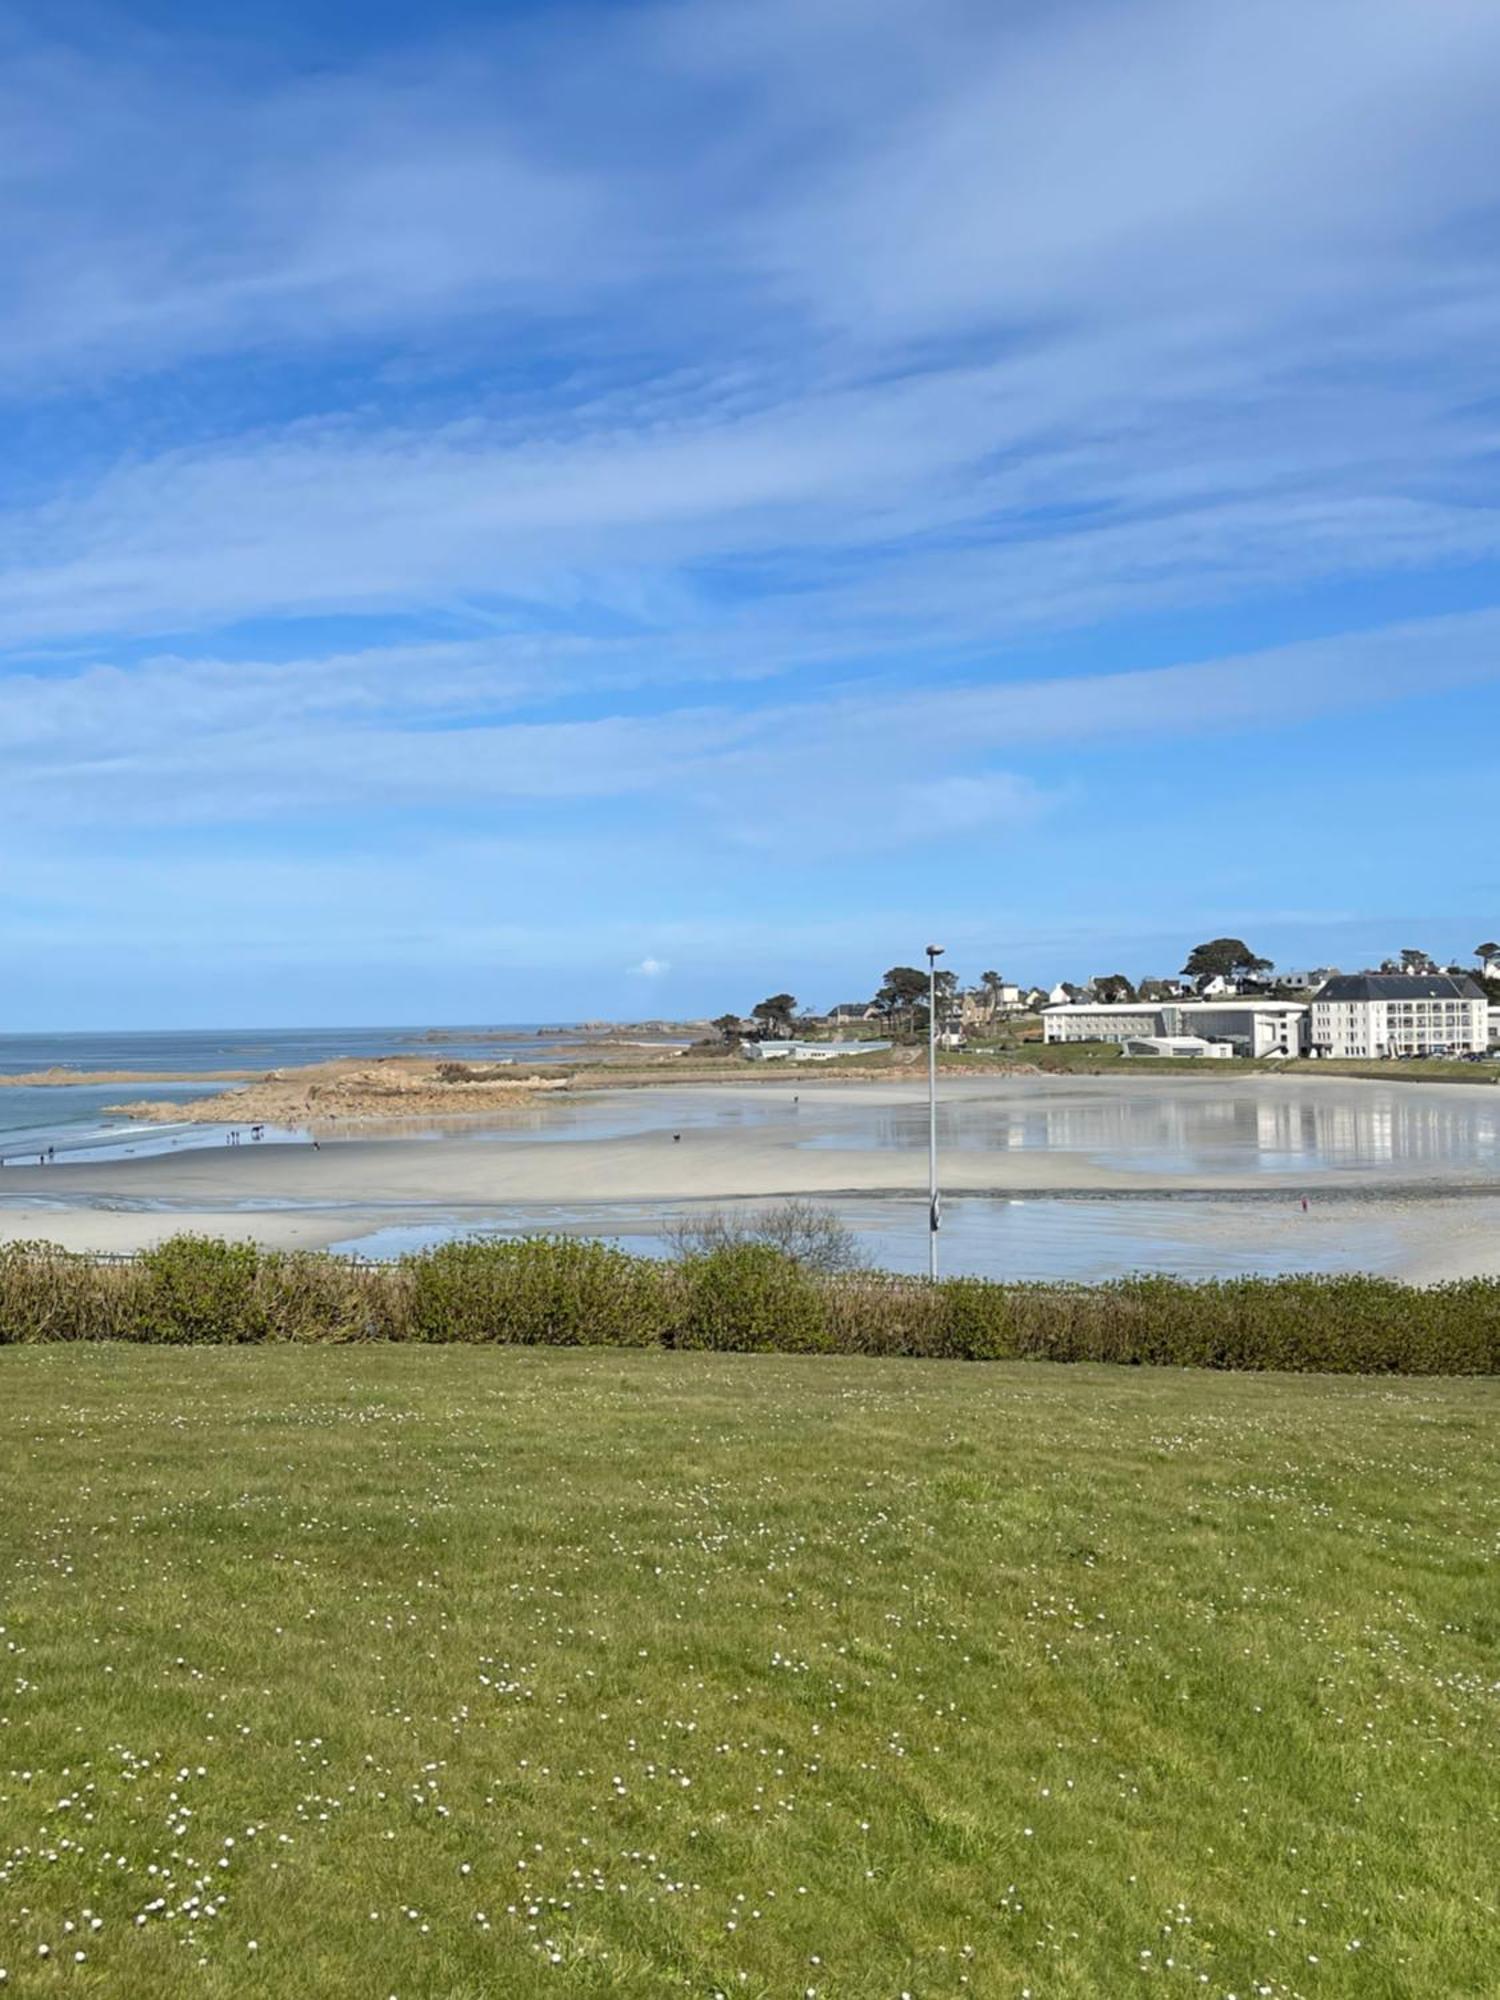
[1489,1006,1500,1048]
[1308,975,1487,1057]
[741,1038,891,1062]
[1122,1035,1234,1059]
[1177,1002,1306,1058]
[1043,999,1309,1056]
[1043,1002,1161,1043]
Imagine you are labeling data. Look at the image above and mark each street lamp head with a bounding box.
[925,943,945,962]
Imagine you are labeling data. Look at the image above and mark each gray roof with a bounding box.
[1313,973,1483,1002]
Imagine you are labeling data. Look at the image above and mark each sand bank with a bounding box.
[106,1057,570,1128]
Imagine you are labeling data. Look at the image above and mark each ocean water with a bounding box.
[0,1025,586,1160]
[329,1193,1400,1280]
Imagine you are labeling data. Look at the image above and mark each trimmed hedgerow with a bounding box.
[0,1235,1497,1375]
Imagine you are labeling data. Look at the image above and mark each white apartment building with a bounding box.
[1043,999,1309,1057]
[1308,974,1488,1057]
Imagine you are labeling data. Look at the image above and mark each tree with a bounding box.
[874,964,951,1036]
[1181,938,1272,988]
[979,969,1005,1020]
[1476,941,1500,963]
[750,994,798,1038]
[711,1013,742,1044]
[1400,947,1435,974]
[665,1199,865,1274]
[1092,972,1137,1004]
[874,966,930,1016]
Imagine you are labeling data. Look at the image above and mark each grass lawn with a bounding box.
[949,1041,1500,1083]
[1,1351,1497,1998]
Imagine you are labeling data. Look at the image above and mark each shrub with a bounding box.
[257,1251,384,1343]
[672,1243,832,1352]
[0,1241,132,1342]
[0,1234,1497,1373]
[131,1236,270,1345]
[823,1272,949,1356]
[402,1236,666,1345]
[937,1277,1024,1360]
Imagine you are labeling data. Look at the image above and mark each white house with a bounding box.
[960,982,1023,1026]
[1308,973,1488,1058]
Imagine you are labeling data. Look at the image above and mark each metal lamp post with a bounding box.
[926,943,944,1279]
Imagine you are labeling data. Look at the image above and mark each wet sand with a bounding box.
[1,1074,1497,1278]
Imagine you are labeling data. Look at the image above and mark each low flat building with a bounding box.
[1043,999,1309,1056]
[1308,973,1488,1057]
[1043,1002,1163,1044]
[1123,1035,1234,1059]
[741,1038,891,1063]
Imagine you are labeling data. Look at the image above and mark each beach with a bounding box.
[2,1071,1499,1280]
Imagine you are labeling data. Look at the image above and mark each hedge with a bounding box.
[1,1234,1497,1374]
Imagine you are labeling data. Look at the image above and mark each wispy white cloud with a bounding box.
[3,608,1497,837]
[2,0,1500,1016]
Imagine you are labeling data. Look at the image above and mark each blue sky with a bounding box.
[3,0,1499,1028]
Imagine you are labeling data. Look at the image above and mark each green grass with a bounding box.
[953,1039,1500,1082]
[2,1350,1497,1998]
